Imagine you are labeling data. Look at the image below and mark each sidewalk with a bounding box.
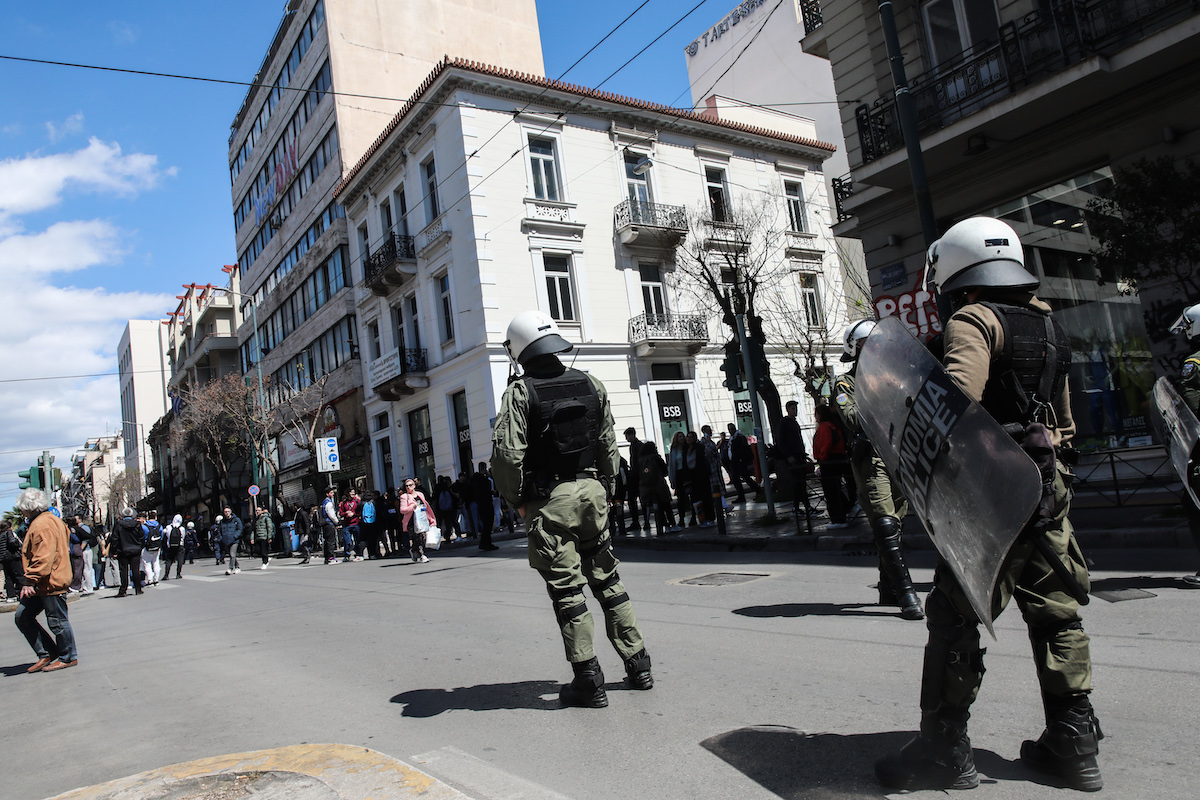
[600,496,1195,554]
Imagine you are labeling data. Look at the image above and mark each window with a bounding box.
[626,151,653,223]
[373,412,389,432]
[639,263,667,317]
[408,406,435,491]
[393,185,409,236]
[529,137,560,201]
[391,304,405,353]
[921,0,1000,68]
[543,255,576,322]
[422,157,440,223]
[799,273,824,328]
[706,167,729,223]
[785,181,807,232]
[358,224,370,262]
[408,295,422,351]
[367,321,381,361]
[438,273,455,343]
[380,201,392,237]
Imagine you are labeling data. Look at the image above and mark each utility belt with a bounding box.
[523,468,602,501]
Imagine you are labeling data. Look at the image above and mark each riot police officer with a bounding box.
[491,310,652,708]
[876,217,1103,792]
[832,320,923,620]
[1170,304,1200,587]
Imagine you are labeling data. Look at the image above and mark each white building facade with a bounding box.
[116,320,169,485]
[335,60,844,492]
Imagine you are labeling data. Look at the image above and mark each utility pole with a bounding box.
[729,282,776,517]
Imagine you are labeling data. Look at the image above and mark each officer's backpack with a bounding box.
[521,369,601,475]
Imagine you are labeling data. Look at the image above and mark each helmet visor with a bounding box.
[518,332,573,364]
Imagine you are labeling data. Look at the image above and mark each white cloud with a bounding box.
[0,137,167,218]
[109,21,140,46]
[46,111,85,143]
[0,142,176,505]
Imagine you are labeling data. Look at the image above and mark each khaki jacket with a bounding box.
[943,293,1076,445]
[21,511,72,595]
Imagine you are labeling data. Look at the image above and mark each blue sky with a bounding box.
[0,0,728,503]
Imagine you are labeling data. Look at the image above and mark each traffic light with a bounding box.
[745,336,770,391]
[18,466,42,490]
[721,349,744,392]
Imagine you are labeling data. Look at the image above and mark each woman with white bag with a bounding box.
[399,478,438,563]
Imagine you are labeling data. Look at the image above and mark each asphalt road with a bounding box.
[3,542,1198,800]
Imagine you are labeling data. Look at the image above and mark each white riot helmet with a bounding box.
[925,217,1037,295]
[504,310,573,368]
[841,319,877,362]
[1171,304,1200,340]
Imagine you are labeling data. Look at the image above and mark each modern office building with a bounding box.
[335,58,843,491]
[804,0,1200,448]
[227,0,543,504]
[116,320,169,490]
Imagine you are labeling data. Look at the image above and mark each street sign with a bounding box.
[248,485,260,497]
[316,436,340,474]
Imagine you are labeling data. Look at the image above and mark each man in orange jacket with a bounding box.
[13,489,78,673]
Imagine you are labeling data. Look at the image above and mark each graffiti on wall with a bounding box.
[873,266,942,341]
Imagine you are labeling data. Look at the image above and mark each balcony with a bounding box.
[799,0,822,36]
[363,234,417,297]
[855,0,1200,164]
[832,174,855,224]
[369,347,429,400]
[614,199,689,252]
[628,312,708,357]
[418,215,450,256]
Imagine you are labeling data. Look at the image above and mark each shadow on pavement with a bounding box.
[1,663,35,677]
[700,726,1048,798]
[390,680,561,716]
[732,603,916,620]
[1090,575,1197,593]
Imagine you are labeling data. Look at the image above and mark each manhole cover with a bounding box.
[679,572,770,586]
[1091,588,1156,603]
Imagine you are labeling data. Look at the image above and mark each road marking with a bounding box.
[412,746,573,800]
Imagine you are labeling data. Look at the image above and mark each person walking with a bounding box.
[13,489,78,673]
[217,507,243,575]
[161,514,186,580]
[433,477,462,541]
[637,441,676,535]
[339,489,363,562]
[667,431,692,527]
[875,217,1102,792]
[319,487,341,564]
[471,463,498,550]
[726,423,761,502]
[1,520,24,601]
[399,478,435,563]
[252,505,273,569]
[73,516,96,595]
[141,511,164,587]
[812,405,854,529]
[622,428,645,533]
[492,310,652,708]
[293,504,312,564]
[111,508,145,597]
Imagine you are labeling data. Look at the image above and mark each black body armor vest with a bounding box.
[521,368,602,479]
[978,302,1071,427]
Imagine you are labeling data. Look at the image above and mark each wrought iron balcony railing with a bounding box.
[369,347,428,389]
[628,312,708,345]
[832,174,856,223]
[614,199,688,231]
[363,234,416,286]
[799,0,823,35]
[855,0,1198,163]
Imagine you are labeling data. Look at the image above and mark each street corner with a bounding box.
[46,743,474,800]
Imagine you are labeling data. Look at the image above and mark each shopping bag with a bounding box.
[413,505,431,533]
[425,524,442,550]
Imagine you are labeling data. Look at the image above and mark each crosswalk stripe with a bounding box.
[411,746,573,800]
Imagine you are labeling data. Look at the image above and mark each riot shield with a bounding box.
[1149,376,1200,508]
[856,316,1042,638]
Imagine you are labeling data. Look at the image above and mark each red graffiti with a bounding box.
[873,266,942,341]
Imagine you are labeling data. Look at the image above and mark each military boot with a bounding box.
[875,711,979,791]
[623,648,653,690]
[1020,696,1103,792]
[559,657,608,708]
[874,516,924,620]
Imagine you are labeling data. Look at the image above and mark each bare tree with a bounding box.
[171,375,253,510]
[99,468,143,522]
